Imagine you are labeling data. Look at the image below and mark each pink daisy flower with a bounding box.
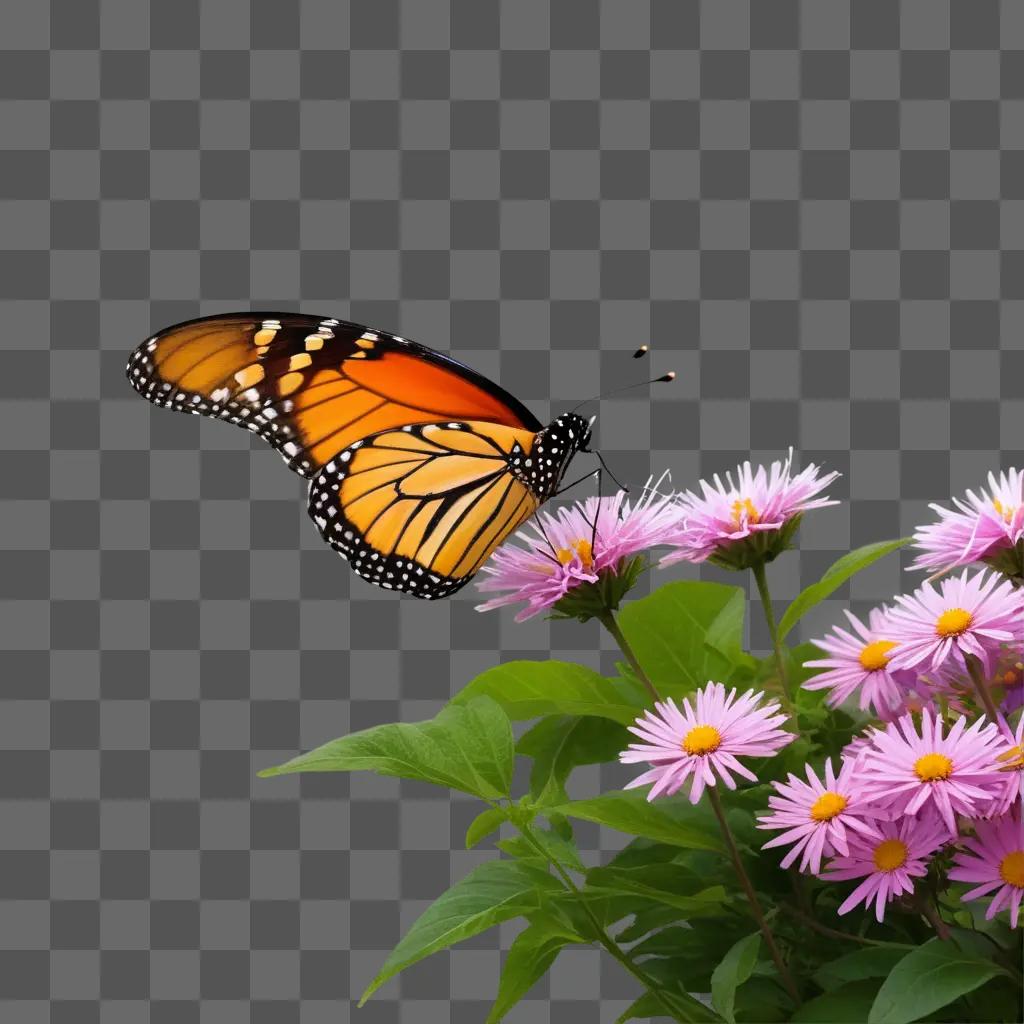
[912,468,1024,576]
[885,569,1023,678]
[989,714,1024,817]
[821,814,949,922]
[620,682,793,804]
[475,481,680,623]
[660,449,839,571]
[841,732,879,765]
[948,810,1024,928]
[858,708,1007,834]
[803,607,914,718]
[757,758,883,875]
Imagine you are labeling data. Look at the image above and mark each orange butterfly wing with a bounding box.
[126,312,542,478]
[307,421,542,598]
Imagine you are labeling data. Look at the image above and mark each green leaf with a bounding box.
[616,581,748,696]
[524,826,586,873]
[792,979,881,1023]
[616,987,721,1023]
[710,932,760,1024]
[548,791,724,853]
[466,807,507,850]
[259,695,515,801]
[777,538,910,641]
[518,715,630,806]
[360,860,563,1004]
[867,937,1004,1024]
[486,920,581,1023]
[813,946,911,993]
[586,864,726,915]
[452,660,646,724]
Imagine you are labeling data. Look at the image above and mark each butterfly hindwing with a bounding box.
[126,311,542,479]
[307,421,542,598]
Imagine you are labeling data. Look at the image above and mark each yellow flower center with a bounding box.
[730,497,759,529]
[993,498,1017,525]
[682,724,722,756]
[997,744,1024,772]
[859,640,897,672]
[809,791,848,822]
[556,538,594,571]
[914,752,953,782]
[935,607,973,638]
[999,850,1024,888]
[873,838,909,872]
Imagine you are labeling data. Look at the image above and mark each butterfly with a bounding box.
[126,312,596,599]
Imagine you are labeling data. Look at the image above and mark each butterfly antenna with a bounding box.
[569,372,675,415]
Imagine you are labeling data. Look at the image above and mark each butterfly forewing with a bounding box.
[126,311,542,479]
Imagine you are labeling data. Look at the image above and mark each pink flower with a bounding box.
[620,682,793,804]
[804,608,913,717]
[948,810,1024,928]
[660,449,839,571]
[858,708,1007,835]
[757,758,882,875]
[912,469,1024,575]
[475,482,680,622]
[885,569,1023,678]
[989,714,1024,817]
[821,815,949,922]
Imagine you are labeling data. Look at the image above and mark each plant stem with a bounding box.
[776,903,912,948]
[707,786,801,1005]
[517,823,691,1023]
[964,654,1001,723]
[751,561,794,712]
[599,609,662,704]
[916,895,952,941]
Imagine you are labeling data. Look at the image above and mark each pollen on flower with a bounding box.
[914,752,953,781]
[809,791,847,822]
[992,497,1016,524]
[730,497,759,529]
[997,743,1024,772]
[935,607,973,638]
[873,838,909,872]
[682,724,722,756]
[858,639,897,672]
[556,538,594,570]
[999,850,1024,888]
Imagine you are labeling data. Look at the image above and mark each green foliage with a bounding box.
[549,791,725,852]
[866,938,1007,1024]
[791,980,882,1023]
[486,918,583,1023]
[616,580,751,696]
[360,860,563,1004]
[812,946,910,993]
[710,932,761,1024]
[777,538,911,641]
[518,715,630,806]
[453,660,646,724]
[258,695,514,800]
[465,807,507,849]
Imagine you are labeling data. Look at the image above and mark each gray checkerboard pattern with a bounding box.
[3,0,1023,1020]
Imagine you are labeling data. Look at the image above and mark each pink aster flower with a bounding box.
[620,682,793,804]
[989,714,1024,817]
[948,810,1024,928]
[803,607,914,718]
[660,449,839,571]
[475,481,680,622]
[757,758,883,875]
[858,708,1007,835]
[912,468,1024,576]
[821,814,949,922]
[885,569,1023,678]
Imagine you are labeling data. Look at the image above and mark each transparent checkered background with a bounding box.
[2,1,1023,1020]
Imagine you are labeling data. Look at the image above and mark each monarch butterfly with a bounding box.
[126,311,610,599]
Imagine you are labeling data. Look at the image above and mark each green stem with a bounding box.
[708,786,802,1006]
[517,822,691,1023]
[964,654,1001,724]
[599,609,662,704]
[916,895,952,942]
[751,561,794,712]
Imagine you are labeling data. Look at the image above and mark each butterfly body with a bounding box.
[127,312,591,598]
